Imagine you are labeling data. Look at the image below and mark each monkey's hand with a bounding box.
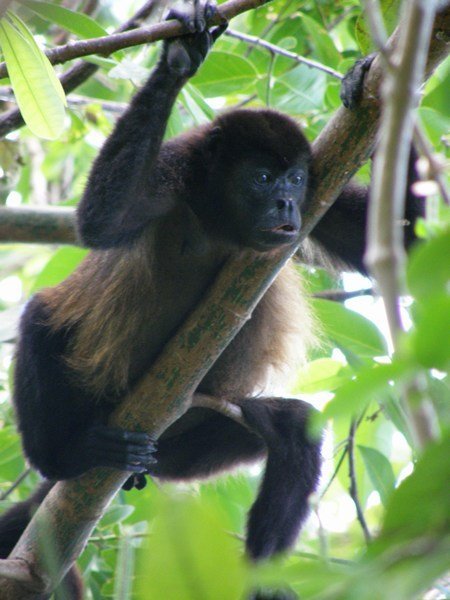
[58,425,157,479]
[162,1,227,78]
[340,53,376,110]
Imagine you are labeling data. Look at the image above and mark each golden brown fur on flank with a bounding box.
[39,229,157,396]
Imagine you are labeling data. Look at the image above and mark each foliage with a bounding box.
[0,1,449,599]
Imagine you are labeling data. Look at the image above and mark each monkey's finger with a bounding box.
[96,426,156,447]
[166,8,197,33]
[93,442,157,463]
[205,1,217,21]
[94,447,156,470]
[211,22,228,42]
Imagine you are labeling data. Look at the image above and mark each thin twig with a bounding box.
[0,0,268,81]
[313,288,374,302]
[0,469,32,502]
[0,88,128,115]
[348,420,372,543]
[226,28,343,79]
[244,0,295,57]
[413,123,450,205]
[319,447,348,500]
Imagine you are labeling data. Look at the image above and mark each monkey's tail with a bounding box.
[0,480,83,600]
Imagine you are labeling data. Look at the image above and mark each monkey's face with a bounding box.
[225,155,308,252]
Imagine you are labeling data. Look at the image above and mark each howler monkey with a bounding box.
[0,3,423,599]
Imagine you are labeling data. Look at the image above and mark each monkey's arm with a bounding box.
[310,154,424,274]
[78,5,224,249]
[310,56,424,274]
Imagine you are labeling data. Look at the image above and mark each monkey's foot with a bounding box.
[340,53,376,109]
[166,0,218,33]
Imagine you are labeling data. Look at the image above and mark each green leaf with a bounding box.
[300,14,341,69]
[100,505,135,529]
[25,0,108,40]
[7,12,66,106]
[0,427,22,466]
[318,360,412,425]
[380,434,450,542]
[31,247,87,292]
[419,106,450,148]
[312,299,388,358]
[135,493,247,599]
[191,51,258,97]
[182,85,215,124]
[293,358,351,393]
[0,14,66,139]
[411,295,450,370]
[407,232,450,301]
[358,445,396,507]
[355,0,401,54]
[268,63,326,114]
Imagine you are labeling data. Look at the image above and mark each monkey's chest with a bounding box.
[126,246,226,386]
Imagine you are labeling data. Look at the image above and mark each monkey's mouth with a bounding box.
[271,224,298,234]
[262,223,299,237]
[255,223,300,249]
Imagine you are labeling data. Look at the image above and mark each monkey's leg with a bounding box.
[149,397,322,560]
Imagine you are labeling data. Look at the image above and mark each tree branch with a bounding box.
[348,420,372,543]
[0,207,76,245]
[0,6,448,598]
[313,288,374,301]
[0,0,269,82]
[365,0,443,449]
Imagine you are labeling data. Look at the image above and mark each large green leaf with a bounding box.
[312,298,388,358]
[379,434,450,542]
[0,14,66,139]
[411,295,450,370]
[355,0,401,54]
[135,493,247,599]
[25,0,108,40]
[268,63,326,114]
[300,14,341,69]
[317,360,413,427]
[31,247,87,292]
[407,231,450,301]
[191,51,258,97]
[293,358,351,394]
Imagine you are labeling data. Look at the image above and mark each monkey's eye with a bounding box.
[290,174,304,186]
[254,171,272,185]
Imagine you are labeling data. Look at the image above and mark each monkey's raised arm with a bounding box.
[77,6,225,249]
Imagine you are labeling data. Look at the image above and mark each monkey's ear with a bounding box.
[207,126,223,155]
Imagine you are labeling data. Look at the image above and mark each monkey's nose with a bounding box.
[276,199,292,210]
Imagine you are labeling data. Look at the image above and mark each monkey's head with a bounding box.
[205,109,312,252]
